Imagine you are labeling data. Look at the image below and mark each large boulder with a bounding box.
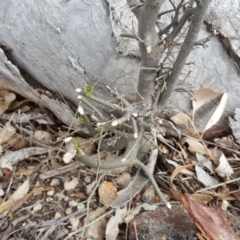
[0,0,239,130]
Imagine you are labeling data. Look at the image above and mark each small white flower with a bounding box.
[77,96,82,99]
[75,88,82,93]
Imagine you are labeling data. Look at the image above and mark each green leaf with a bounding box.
[85,84,93,98]
[75,142,83,155]
[79,117,85,123]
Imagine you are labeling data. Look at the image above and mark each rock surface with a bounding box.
[128,204,197,240]
[0,0,239,129]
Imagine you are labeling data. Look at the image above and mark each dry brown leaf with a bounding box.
[196,153,213,173]
[170,164,195,184]
[211,147,222,165]
[10,178,29,203]
[189,193,213,203]
[1,147,48,166]
[175,142,189,162]
[0,158,13,171]
[86,207,108,239]
[167,160,194,176]
[202,93,228,134]
[106,206,127,240]
[17,168,34,177]
[8,135,27,150]
[99,181,117,206]
[0,90,16,115]
[170,112,195,135]
[8,99,31,110]
[182,194,240,240]
[0,178,31,213]
[33,130,53,145]
[0,200,9,214]
[0,122,16,144]
[215,153,233,177]
[11,192,32,213]
[32,185,53,196]
[170,164,194,201]
[192,88,223,118]
[195,165,218,187]
[1,168,12,182]
[180,137,208,155]
[217,185,230,199]
[169,187,183,202]
[110,149,158,208]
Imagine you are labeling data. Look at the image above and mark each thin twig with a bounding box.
[81,170,108,239]
[196,177,240,193]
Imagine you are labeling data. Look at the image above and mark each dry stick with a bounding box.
[181,132,240,156]
[2,214,30,240]
[180,113,214,159]
[80,113,96,136]
[2,165,16,203]
[81,170,108,240]
[79,92,119,110]
[122,129,143,161]
[131,117,138,139]
[159,0,211,108]
[65,209,114,240]
[135,158,170,208]
[39,162,83,180]
[54,100,82,162]
[96,128,104,181]
[80,95,105,120]
[166,5,195,41]
[196,176,240,193]
[133,221,139,240]
[77,129,170,207]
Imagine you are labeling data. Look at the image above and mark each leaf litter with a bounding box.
[0,87,240,240]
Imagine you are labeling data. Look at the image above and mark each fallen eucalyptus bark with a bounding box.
[0,147,48,166]
[0,49,80,129]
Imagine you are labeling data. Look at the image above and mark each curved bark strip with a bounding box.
[0,49,80,128]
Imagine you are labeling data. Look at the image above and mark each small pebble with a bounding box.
[55,212,62,218]
[46,197,53,202]
[47,189,55,196]
[64,196,69,201]
[33,203,43,212]
[55,192,65,200]
[69,216,79,231]
[69,200,78,207]
[77,203,85,210]
[50,178,60,186]
[64,177,79,191]
[115,173,131,188]
[65,208,73,215]
[84,175,91,183]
